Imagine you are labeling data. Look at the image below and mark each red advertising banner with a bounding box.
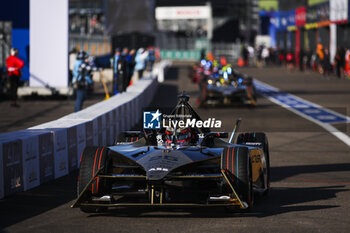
[296,7,306,26]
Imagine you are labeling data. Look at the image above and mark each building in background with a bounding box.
[69,0,105,35]
[155,0,259,61]
[156,0,259,44]
[105,0,156,50]
[69,0,111,56]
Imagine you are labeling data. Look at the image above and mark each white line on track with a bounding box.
[254,80,350,148]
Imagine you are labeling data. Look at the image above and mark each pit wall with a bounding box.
[0,61,169,199]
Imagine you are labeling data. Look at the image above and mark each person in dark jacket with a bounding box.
[322,48,331,78]
[126,49,136,87]
[147,47,156,72]
[118,48,129,93]
[6,48,24,107]
[113,48,128,94]
[241,44,249,66]
[335,47,345,78]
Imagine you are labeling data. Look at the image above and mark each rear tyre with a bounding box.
[78,146,110,213]
[236,132,270,195]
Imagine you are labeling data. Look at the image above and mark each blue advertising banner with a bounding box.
[273,11,289,31]
[0,0,30,82]
[288,10,295,26]
[269,11,278,47]
[259,10,274,35]
[12,29,29,81]
[273,11,281,30]
[280,11,288,31]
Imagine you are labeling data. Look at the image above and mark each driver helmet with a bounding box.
[165,126,193,145]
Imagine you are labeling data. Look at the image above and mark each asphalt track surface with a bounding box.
[1,63,350,232]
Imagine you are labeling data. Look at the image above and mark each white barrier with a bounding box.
[0,129,54,196]
[0,61,169,199]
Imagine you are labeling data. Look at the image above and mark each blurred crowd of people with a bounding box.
[240,43,350,79]
[69,46,158,112]
[112,46,157,94]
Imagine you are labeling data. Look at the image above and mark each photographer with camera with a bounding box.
[72,51,101,112]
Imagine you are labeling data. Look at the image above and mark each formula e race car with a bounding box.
[198,66,257,107]
[71,94,269,213]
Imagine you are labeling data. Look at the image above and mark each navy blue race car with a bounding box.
[72,94,269,213]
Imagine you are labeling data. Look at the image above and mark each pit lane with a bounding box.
[1,62,350,233]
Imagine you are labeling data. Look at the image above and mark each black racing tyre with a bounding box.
[235,147,253,209]
[78,146,110,213]
[246,85,257,106]
[251,85,257,102]
[115,133,140,144]
[223,147,253,211]
[236,132,270,194]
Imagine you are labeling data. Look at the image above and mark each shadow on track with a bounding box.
[164,67,179,81]
[0,171,78,230]
[83,164,350,218]
[271,163,350,183]
[85,185,345,219]
[252,185,346,218]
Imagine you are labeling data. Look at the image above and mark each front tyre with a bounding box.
[237,132,270,195]
[78,147,110,213]
[223,147,253,212]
